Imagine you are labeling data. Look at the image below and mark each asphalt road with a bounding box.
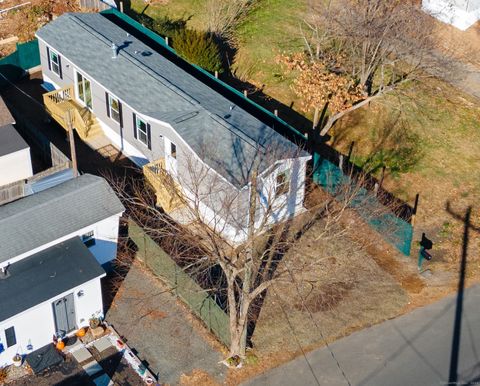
[245,285,480,386]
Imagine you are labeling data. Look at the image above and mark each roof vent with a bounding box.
[0,264,10,280]
[111,43,118,59]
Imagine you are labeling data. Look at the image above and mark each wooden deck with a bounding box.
[43,85,103,141]
[143,159,184,212]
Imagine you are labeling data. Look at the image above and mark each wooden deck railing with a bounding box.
[43,85,95,139]
[143,159,184,212]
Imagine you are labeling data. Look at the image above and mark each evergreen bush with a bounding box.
[173,29,223,73]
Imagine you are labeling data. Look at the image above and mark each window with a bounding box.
[82,231,96,247]
[275,170,290,197]
[76,71,92,109]
[136,116,148,146]
[5,327,16,348]
[49,49,61,77]
[170,142,177,159]
[108,94,121,124]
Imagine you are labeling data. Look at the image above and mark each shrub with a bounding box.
[172,29,223,73]
[0,367,8,383]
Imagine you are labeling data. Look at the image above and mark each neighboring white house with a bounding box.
[422,0,480,30]
[0,237,105,367]
[0,124,33,186]
[36,11,311,245]
[0,173,124,367]
[0,173,125,268]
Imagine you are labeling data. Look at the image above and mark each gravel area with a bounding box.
[106,262,226,385]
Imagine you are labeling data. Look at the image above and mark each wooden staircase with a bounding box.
[143,158,184,212]
[43,85,102,141]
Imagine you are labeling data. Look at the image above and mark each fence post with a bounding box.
[174,263,178,296]
[347,141,355,162]
[378,166,386,192]
[411,193,420,227]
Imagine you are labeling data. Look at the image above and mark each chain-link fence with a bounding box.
[313,154,414,256]
[128,220,231,346]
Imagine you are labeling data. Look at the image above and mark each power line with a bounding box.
[286,268,353,386]
[272,287,322,386]
[0,72,46,109]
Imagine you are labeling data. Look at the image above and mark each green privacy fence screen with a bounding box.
[0,40,40,88]
[128,220,231,346]
[313,153,414,256]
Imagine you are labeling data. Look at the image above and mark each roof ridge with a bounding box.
[70,13,198,108]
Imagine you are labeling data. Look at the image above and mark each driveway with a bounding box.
[245,285,480,386]
[106,262,226,385]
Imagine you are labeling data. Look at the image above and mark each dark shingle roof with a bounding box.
[0,124,29,157]
[0,174,125,264]
[36,13,307,188]
[0,237,105,322]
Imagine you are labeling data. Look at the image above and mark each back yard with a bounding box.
[118,0,480,380]
[125,0,480,276]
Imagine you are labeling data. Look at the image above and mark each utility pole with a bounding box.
[66,110,78,177]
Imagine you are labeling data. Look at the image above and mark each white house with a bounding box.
[422,0,480,30]
[0,124,34,186]
[0,173,125,268]
[0,96,33,187]
[0,238,105,367]
[36,11,311,245]
[0,173,124,367]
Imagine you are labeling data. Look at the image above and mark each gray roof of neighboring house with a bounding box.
[0,95,14,127]
[0,124,29,157]
[36,13,308,188]
[0,173,125,264]
[0,237,105,322]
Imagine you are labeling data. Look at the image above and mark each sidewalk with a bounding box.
[245,285,480,386]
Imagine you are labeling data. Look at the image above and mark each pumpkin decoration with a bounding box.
[56,340,65,350]
[76,327,86,337]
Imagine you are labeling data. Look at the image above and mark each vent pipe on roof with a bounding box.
[111,42,118,59]
[0,264,10,279]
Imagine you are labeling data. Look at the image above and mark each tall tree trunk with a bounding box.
[228,171,258,359]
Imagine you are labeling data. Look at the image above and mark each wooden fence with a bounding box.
[129,219,231,346]
[0,180,24,205]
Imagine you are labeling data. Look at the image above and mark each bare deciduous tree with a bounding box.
[108,147,395,361]
[205,0,257,44]
[301,0,453,136]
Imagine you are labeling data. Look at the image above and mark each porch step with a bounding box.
[86,122,103,138]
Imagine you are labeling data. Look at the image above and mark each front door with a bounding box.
[76,71,92,109]
[164,138,178,177]
[52,293,76,337]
